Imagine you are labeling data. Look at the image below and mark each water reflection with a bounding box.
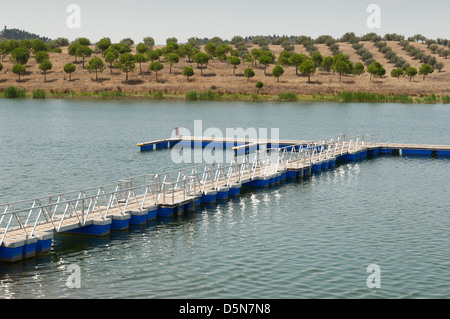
[1,100,449,298]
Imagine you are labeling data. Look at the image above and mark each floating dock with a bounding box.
[136,136,312,155]
[1,134,449,263]
[137,136,450,156]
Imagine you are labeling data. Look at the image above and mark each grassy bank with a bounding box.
[1,86,449,104]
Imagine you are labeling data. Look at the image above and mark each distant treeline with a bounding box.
[243,32,450,45]
[188,33,449,47]
[0,27,50,42]
[2,27,450,48]
[0,29,447,86]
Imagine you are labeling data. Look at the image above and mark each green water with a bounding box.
[0,99,449,299]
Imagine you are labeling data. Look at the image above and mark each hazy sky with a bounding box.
[1,0,449,44]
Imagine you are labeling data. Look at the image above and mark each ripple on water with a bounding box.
[1,101,450,298]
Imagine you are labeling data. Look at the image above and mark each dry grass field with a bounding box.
[0,42,449,98]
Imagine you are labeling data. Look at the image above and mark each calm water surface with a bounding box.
[0,99,449,299]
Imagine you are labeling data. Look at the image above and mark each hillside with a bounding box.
[0,39,449,98]
[0,27,50,42]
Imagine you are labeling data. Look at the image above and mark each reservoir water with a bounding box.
[0,99,449,298]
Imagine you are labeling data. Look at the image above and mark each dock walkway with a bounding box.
[1,134,449,262]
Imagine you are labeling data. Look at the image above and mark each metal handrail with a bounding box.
[1,133,378,246]
[0,181,163,245]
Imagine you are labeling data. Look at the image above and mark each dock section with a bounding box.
[379,143,450,156]
[136,136,312,154]
[1,134,449,263]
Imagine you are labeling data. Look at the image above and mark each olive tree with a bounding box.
[134,53,148,74]
[443,50,450,59]
[178,43,195,62]
[31,39,48,54]
[256,81,264,91]
[418,63,434,80]
[105,50,119,73]
[209,37,223,46]
[12,63,26,82]
[75,45,93,68]
[68,42,81,62]
[272,65,284,82]
[120,38,134,47]
[278,50,292,67]
[86,57,105,81]
[193,52,210,74]
[164,53,179,73]
[298,58,316,83]
[435,62,444,72]
[136,43,149,54]
[164,42,178,55]
[188,37,202,50]
[250,48,262,67]
[405,66,418,81]
[321,56,333,72]
[63,63,76,81]
[38,60,52,82]
[244,67,255,81]
[182,66,194,81]
[166,37,178,45]
[204,43,217,58]
[110,43,131,54]
[75,37,91,46]
[215,44,231,62]
[147,50,161,63]
[258,52,275,75]
[229,56,241,74]
[35,51,49,64]
[149,61,164,81]
[332,54,353,82]
[0,41,10,61]
[390,68,404,80]
[10,47,30,65]
[353,62,365,75]
[143,37,155,50]
[429,44,438,54]
[311,52,323,67]
[288,53,308,75]
[115,52,135,81]
[97,38,111,56]
[367,61,386,81]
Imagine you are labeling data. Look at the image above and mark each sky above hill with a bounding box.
[1,0,449,44]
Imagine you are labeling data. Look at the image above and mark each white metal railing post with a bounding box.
[0,214,14,247]
[172,183,175,204]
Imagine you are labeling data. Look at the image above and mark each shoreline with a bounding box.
[1,41,449,104]
[1,87,449,104]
